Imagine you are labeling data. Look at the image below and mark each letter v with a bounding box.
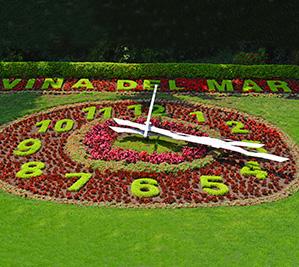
[2,78,22,90]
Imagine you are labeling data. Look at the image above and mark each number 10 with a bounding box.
[36,119,74,133]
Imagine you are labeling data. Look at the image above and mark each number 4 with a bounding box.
[65,173,92,191]
[200,175,229,196]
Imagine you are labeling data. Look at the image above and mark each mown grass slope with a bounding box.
[0,92,298,267]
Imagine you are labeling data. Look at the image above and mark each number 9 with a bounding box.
[13,138,42,156]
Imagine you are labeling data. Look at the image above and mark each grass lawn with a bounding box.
[0,92,298,267]
[114,134,187,154]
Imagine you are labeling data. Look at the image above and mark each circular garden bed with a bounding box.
[0,100,298,207]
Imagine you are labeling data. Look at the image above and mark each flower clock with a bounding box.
[0,88,298,208]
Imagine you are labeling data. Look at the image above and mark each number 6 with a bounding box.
[131,178,160,198]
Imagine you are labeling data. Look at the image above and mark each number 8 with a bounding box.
[16,162,45,179]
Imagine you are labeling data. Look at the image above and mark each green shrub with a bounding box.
[65,173,92,192]
[0,62,298,79]
[240,161,268,180]
[233,48,268,65]
[131,178,160,198]
[200,176,229,196]
[13,138,42,156]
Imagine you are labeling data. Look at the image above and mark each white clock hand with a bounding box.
[110,119,288,162]
[143,84,158,138]
[109,126,155,136]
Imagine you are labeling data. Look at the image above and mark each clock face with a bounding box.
[0,100,298,207]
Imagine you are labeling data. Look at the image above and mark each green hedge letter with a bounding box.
[207,80,234,92]
[169,80,184,90]
[267,80,292,93]
[41,78,64,89]
[25,78,36,89]
[117,80,137,90]
[2,78,22,90]
[72,79,94,89]
[143,80,160,90]
[242,79,263,92]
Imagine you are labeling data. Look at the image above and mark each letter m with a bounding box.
[207,80,234,92]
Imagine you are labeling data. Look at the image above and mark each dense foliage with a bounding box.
[0,0,298,63]
[0,62,299,79]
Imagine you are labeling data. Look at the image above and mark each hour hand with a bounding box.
[109,126,144,135]
[109,126,156,137]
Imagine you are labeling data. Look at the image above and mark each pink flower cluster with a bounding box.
[84,118,207,164]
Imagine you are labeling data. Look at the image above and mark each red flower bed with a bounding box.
[0,100,297,207]
[0,78,298,94]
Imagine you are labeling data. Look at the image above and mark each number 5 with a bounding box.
[200,175,229,196]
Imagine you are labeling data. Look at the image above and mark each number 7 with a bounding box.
[65,173,92,191]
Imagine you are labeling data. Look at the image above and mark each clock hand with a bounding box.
[112,119,262,148]
[173,131,264,148]
[109,126,156,136]
[143,84,158,138]
[110,119,288,162]
[224,141,264,148]
[111,119,260,147]
[158,128,288,162]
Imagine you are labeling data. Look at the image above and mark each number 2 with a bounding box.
[152,104,166,115]
[226,121,249,134]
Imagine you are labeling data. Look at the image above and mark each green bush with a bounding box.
[0,62,298,79]
[200,176,229,196]
[131,178,160,198]
[240,161,268,180]
[233,48,268,65]
[13,138,42,156]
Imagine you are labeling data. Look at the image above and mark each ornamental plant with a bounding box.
[0,100,296,208]
[233,48,268,65]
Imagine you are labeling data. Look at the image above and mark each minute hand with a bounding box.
[143,84,158,138]
[111,118,288,162]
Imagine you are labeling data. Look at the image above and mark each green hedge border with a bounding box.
[0,62,299,79]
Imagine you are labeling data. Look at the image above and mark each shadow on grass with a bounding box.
[0,92,42,125]
[116,90,219,103]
